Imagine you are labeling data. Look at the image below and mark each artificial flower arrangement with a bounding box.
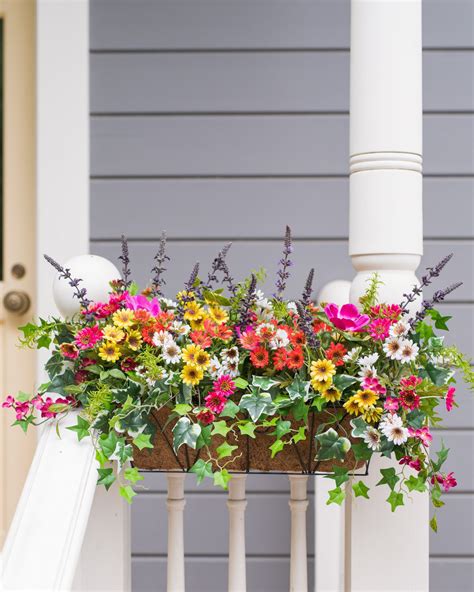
[3,228,473,531]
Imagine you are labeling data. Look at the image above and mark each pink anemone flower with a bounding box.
[124,292,161,316]
[324,303,370,333]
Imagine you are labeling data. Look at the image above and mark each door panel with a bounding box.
[0,0,36,547]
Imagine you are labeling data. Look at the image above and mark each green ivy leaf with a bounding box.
[292,426,307,443]
[419,362,452,387]
[216,442,238,459]
[406,409,425,429]
[327,486,345,506]
[45,352,64,380]
[286,375,310,401]
[291,398,309,422]
[315,428,351,461]
[352,480,370,499]
[430,515,438,532]
[202,288,231,306]
[221,400,240,418]
[172,417,201,452]
[99,431,119,458]
[273,420,291,439]
[333,374,359,392]
[377,467,400,490]
[213,469,232,489]
[433,442,450,472]
[108,368,127,380]
[387,490,404,512]
[190,459,213,484]
[325,466,350,487]
[119,485,137,504]
[97,468,116,490]
[311,396,327,412]
[350,416,369,438]
[234,377,249,390]
[426,309,452,331]
[239,390,275,422]
[124,467,144,485]
[352,442,372,461]
[431,483,445,508]
[238,422,257,438]
[270,439,285,458]
[196,424,212,449]
[66,416,90,442]
[252,376,279,391]
[109,439,133,467]
[406,475,426,493]
[174,404,192,416]
[211,420,232,437]
[133,433,154,451]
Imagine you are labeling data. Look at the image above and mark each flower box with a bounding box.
[133,406,367,475]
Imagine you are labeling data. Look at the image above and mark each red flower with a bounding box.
[204,391,227,414]
[240,329,260,351]
[399,389,420,410]
[400,375,422,390]
[313,320,330,334]
[196,408,216,425]
[250,346,269,368]
[134,309,151,324]
[326,342,347,366]
[141,325,156,345]
[289,330,305,347]
[287,347,304,370]
[215,324,233,341]
[121,357,137,372]
[370,304,401,321]
[190,330,212,349]
[273,348,288,371]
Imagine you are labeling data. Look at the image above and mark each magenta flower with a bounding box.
[399,456,422,472]
[75,325,103,350]
[212,375,235,398]
[445,387,456,412]
[369,318,391,341]
[384,397,399,412]
[2,395,15,409]
[409,426,432,447]
[14,401,30,420]
[125,292,161,316]
[204,391,227,414]
[362,377,386,395]
[432,472,457,492]
[324,303,369,332]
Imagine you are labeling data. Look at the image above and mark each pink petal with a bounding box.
[340,303,360,320]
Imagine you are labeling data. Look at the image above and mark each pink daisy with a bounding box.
[204,391,227,414]
[75,325,103,350]
[212,375,235,398]
[369,318,391,341]
[445,387,456,412]
[384,397,400,412]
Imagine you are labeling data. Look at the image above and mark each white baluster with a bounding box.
[348,1,428,591]
[167,474,186,592]
[288,475,308,592]
[314,280,351,592]
[227,474,247,592]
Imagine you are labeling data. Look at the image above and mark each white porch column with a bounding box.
[314,281,351,592]
[227,474,247,592]
[348,1,428,591]
[167,474,186,592]
[289,475,308,592]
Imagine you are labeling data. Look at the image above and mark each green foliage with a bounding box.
[286,375,310,401]
[377,467,399,490]
[269,439,285,458]
[238,422,257,438]
[119,485,137,504]
[333,374,359,392]
[172,417,201,451]
[213,469,232,489]
[216,441,238,459]
[315,428,351,461]
[387,491,404,512]
[190,459,213,484]
[327,486,346,506]
[325,466,349,487]
[239,390,275,422]
[353,480,370,499]
[133,433,154,451]
[358,272,383,313]
[440,345,474,391]
[211,420,232,437]
[84,384,112,420]
[67,416,90,441]
[97,468,116,490]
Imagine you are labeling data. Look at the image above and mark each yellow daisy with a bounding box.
[190,316,208,331]
[343,396,361,416]
[363,405,383,424]
[177,290,194,302]
[353,389,379,409]
[311,377,332,392]
[181,364,204,386]
[320,386,342,403]
[183,301,204,322]
[193,348,210,370]
[103,325,125,343]
[182,344,202,366]
[126,330,142,351]
[310,359,336,382]
[98,341,121,362]
[208,306,228,325]
[112,309,135,328]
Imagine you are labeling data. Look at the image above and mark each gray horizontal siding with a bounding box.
[89,240,474,307]
[133,556,315,592]
[430,559,474,592]
[90,114,474,177]
[431,433,474,492]
[91,51,474,113]
[91,178,474,239]
[430,495,474,555]
[133,490,314,556]
[90,0,474,50]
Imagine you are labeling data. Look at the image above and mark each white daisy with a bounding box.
[221,346,239,363]
[269,328,290,350]
[363,427,382,451]
[383,337,403,360]
[398,339,419,364]
[170,321,190,337]
[221,358,239,378]
[389,320,410,338]
[136,365,147,378]
[161,340,181,365]
[287,301,298,314]
[343,346,361,364]
[160,298,177,310]
[358,365,377,380]
[208,356,222,379]
[379,413,403,432]
[358,352,379,368]
[152,330,172,347]
[382,423,409,445]
[256,323,274,337]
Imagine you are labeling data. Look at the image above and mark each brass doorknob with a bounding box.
[3,291,31,315]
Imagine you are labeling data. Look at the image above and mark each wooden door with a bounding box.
[0,0,36,547]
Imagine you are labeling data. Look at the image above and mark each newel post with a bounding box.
[167,474,186,592]
[348,1,428,591]
[227,474,247,592]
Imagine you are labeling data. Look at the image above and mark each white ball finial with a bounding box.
[317,280,352,307]
[52,255,121,318]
